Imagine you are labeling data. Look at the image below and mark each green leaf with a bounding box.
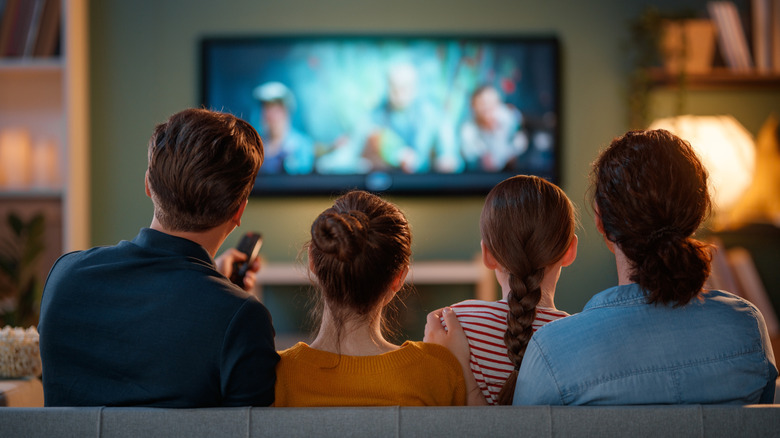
[17,278,40,326]
[0,257,16,277]
[8,213,24,237]
[21,241,44,267]
[27,213,46,239]
[0,211,48,326]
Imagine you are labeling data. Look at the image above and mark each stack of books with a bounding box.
[708,0,780,74]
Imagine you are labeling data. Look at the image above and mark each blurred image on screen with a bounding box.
[201,36,560,195]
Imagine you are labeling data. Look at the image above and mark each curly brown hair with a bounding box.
[591,129,712,306]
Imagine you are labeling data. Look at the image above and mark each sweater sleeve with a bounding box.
[452,370,468,406]
[219,297,280,406]
[420,342,467,406]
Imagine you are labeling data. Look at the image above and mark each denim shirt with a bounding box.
[513,284,778,405]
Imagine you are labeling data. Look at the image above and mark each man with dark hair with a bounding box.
[38,108,279,407]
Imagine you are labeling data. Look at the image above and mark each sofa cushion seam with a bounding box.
[394,405,400,438]
[97,406,104,438]
[245,406,251,438]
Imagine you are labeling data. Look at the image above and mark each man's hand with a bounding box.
[215,249,262,292]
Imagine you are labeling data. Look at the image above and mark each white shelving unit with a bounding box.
[256,259,498,301]
[0,0,90,252]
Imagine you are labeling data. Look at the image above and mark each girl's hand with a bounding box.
[425,307,487,406]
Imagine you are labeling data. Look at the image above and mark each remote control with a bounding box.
[230,232,262,288]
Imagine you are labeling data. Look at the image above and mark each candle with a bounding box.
[32,137,60,189]
[0,129,33,189]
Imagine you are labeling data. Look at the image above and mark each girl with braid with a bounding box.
[439,175,578,405]
[274,190,467,407]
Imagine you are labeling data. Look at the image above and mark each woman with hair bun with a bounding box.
[273,190,466,407]
[513,129,778,405]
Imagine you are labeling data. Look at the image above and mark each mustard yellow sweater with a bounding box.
[274,341,466,407]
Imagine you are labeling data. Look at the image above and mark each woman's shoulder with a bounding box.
[403,340,448,355]
[277,342,315,360]
[699,289,768,321]
[404,342,465,389]
[404,341,461,367]
[703,289,753,304]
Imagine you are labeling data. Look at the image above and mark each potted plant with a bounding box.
[0,212,45,327]
[626,7,714,129]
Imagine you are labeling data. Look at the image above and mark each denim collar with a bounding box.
[131,228,215,266]
[583,283,649,310]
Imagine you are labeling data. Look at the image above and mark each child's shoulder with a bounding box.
[450,299,508,312]
[535,306,570,319]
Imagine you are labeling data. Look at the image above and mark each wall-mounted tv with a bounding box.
[200,35,560,196]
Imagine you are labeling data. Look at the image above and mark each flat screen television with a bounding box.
[200,35,561,196]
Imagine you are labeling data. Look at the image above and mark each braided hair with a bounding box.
[480,175,575,405]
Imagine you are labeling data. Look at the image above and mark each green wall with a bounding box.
[88,0,780,316]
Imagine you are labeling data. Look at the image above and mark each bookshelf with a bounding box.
[629,2,780,129]
[649,67,780,90]
[0,0,89,253]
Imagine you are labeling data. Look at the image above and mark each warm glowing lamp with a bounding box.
[648,115,756,216]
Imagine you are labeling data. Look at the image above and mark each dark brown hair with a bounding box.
[481,175,576,405]
[308,190,412,344]
[591,129,711,306]
[146,108,264,231]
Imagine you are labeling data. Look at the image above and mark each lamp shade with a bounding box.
[648,115,756,213]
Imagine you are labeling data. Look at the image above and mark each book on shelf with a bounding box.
[708,1,754,72]
[0,0,20,57]
[33,0,60,57]
[22,0,45,57]
[753,0,772,73]
[773,0,780,72]
[0,0,6,49]
[0,0,59,60]
[3,0,36,57]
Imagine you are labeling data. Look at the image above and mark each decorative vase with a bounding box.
[661,19,717,75]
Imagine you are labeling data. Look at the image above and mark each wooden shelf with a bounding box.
[0,58,62,71]
[649,67,780,89]
[0,189,62,200]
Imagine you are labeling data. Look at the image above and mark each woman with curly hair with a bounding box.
[513,129,777,405]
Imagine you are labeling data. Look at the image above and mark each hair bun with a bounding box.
[345,209,370,228]
[311,209,370,262]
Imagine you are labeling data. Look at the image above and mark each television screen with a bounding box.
[200,35,560,195]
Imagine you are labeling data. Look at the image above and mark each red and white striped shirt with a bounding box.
[449,299,569,405]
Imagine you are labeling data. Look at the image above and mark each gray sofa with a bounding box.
[1,405,779,437]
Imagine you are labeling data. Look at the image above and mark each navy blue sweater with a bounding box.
[38,228,279,407]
